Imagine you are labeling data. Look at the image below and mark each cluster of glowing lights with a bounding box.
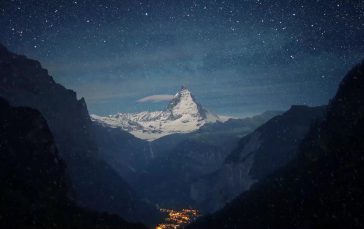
[156,208,200,229]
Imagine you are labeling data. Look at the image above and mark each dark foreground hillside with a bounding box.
[0,98,147,229]
[0,44,159,225]
[187,61,364,229]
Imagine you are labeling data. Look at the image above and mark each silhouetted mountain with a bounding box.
[186,61,364,228]
[191,105,326,213]
[91,123,152,184]
[0,44,158,224]
[0,98,147,229]
[228,106,326,179]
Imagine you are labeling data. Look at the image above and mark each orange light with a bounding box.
[157,208,201,229]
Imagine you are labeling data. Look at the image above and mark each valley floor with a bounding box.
[156,208,200,229]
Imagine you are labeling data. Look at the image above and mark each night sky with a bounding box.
[1,0,363,117]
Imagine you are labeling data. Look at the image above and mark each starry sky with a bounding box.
[1,0,363,117]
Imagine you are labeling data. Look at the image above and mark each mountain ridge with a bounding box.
[92,87,220,141]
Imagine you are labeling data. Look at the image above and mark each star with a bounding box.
[0,0,362,116]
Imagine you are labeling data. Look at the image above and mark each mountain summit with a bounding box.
[168,87,211,121]
[91,87,220,141]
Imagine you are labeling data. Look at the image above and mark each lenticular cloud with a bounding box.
[137,94,174,103]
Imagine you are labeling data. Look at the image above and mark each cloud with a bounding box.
[137,94,175,103]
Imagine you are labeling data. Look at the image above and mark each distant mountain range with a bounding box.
[91,86,221,141]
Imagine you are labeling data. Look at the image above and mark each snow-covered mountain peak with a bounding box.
[91,87,220,141]
[167,86,207,120]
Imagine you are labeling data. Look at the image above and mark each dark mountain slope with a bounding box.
[186,61,364,228]
[91,122,152,184]
[227,105,326,180]
[151,111,281,159]
[0,98,147,229]
[191,105,325,213]
[0,44,158,224]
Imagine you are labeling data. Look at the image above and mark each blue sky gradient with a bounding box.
[1,0,363,116]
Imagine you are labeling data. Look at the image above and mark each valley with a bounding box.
[156,208,200,229]
[90,86,285,216]
[0,1,363,226]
